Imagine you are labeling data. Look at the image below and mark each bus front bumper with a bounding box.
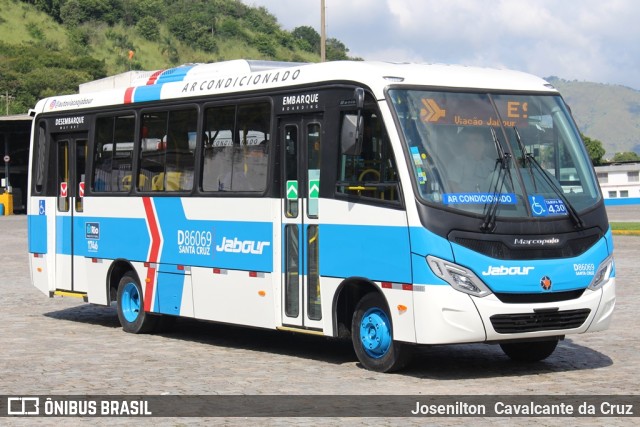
[411,278,615,345]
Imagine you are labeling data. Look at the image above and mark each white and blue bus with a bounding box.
[27,60,615,372]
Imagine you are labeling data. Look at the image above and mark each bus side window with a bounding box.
[93,114,134,192]
[139,111,167,191]
[202,105,235,192]
[164,108,197,192]
[201,103,270,193]
[337,109,400,202]
[33,122,47,194]
[236,103,270,192]
[139,108,196,192]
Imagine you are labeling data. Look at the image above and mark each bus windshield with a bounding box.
[389,89,601,219]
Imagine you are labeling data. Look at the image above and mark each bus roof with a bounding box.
[34,60,557,115]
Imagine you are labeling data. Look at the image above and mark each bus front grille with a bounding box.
[490,309,591,334]
[494,289,585,303]
[453,233,600,260]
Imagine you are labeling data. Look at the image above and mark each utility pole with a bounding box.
[0,90,14,115]
[320,0,326,62]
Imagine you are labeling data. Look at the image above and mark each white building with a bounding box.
[595,163,640,205]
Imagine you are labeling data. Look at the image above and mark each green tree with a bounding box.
[166,8,218,53]
[611,152,640,162]
[29,0,64,23]
[326,37,349,61]
[291,26,320,53]
[136,16,161,42]
[277,30,296,50]
[59,0,89,27]
[253,34,277,57]
[130,0,166,20]
[60,0,124,27]
[218,17,242,38]
[245,7,279,35]
[67,26,93,55]
[581,133,605,166]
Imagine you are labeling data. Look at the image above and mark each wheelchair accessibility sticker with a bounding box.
[528,195,567,217]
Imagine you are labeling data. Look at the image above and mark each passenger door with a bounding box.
[279,115,323,330]
[53,133,88,292]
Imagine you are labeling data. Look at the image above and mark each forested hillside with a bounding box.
[0,0,354,113]
[547,77,640,158]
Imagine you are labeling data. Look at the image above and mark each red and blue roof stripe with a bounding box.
[124,65,196,104]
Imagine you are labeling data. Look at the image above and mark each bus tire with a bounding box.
[116,273,158,334]
[351,292,412,372]
[500,339,558,362]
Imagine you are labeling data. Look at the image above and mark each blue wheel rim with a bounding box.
[121,282,141,323]
[359,307,392,359]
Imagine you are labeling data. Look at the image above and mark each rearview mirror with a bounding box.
[340,88,365,156]
[340,114,363,156]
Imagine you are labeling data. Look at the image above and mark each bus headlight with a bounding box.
[588,255,614,291]
[426,255,492,297]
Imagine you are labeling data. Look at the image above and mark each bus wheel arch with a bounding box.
[115,272,158,334]
[107,260,158,334]
[107,259,137,305]
[333,277,378,339]
[333,278,413,372]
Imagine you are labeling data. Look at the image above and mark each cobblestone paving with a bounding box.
[0,211,637,426]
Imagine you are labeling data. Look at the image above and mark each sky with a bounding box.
[241,0,640,91]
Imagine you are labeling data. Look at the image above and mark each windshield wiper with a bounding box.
[480,128,512,232]
[513,126,585,229]
[513,126,538,192]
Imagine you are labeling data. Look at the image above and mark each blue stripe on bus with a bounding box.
[28,214,48,254]
[451,236,610,293]
[75,217,150,260]
[52,216,149,259]
[58,213,274,271]
[154,66,196,84]
[52,200,613,294]
[50,198,273,272]
[409,226,455,260]
[133,85,163,103]
[154,270,184,315]
[56,216,72,255]
[319,223,412,284]
[150,198,274,272]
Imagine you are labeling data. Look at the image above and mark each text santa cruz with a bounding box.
[181,69,301,94]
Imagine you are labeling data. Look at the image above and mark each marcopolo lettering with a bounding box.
[513,237,561,246]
